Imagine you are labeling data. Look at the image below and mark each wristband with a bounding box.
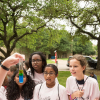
[70,95,73,100]
[1,64,9,71]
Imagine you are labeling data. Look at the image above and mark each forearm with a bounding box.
[0,67,8,87]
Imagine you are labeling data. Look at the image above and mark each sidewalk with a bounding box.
[50,59,70,71]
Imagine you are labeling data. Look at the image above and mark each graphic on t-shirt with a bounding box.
[39,95,59,100]
[35,80,43,85]
[39,95,51,100]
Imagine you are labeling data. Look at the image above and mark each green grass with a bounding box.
[58,71,71,87]
[47,59,55,64]
[58,71,100,89]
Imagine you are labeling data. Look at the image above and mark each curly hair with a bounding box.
[6,69,35,100]
[29,52,47,76]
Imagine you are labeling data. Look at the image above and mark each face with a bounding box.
[14,73,27,87]
[69,59,85,80]
[44,67,57,88]
[31,54,43,73]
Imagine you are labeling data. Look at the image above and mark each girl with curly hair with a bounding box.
[5,69,35,100]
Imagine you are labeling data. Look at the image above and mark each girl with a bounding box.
[0,53,25,87]
[33,64,68,100]
[66,54,99,100]
[6,69,35,100]
[28,52,47,85]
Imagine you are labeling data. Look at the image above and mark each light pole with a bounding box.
[54,50,58,67]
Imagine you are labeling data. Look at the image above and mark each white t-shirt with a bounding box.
[0,86,7,100]
[33,82,68,100]
[66,75,100,100]
[27,68,58,85]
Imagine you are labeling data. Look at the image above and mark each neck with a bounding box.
[19,86,22,91]
[76,74,84,80]
[35,70,42,73]
[46,82,55,88]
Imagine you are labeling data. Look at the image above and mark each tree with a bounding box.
[42,0,100,69]
[0,0,52,59]
[17,28,71,55]
[73,36,95,55]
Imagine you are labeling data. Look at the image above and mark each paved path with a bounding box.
[50,59,94,71]
[50,59,69,71]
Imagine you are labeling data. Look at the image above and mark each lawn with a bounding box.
[47,59,55,64]
[58,70,100,89]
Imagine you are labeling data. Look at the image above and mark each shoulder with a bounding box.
[59,84,66,90]
[0,86,6,92]
[35,83,42,89]
[86,75,98,84]
[67,76,75,81]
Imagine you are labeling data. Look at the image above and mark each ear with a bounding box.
[56,74,58,77]
[83,66,86,71]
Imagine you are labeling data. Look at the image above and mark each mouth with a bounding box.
[46,79,51,82]
[33,65,38,68]
[71,72,76,75]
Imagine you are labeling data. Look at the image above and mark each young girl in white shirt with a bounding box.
[66,54,99,100]
[27,52,47,85]
[6,69,35,100]
[33,64,68,100]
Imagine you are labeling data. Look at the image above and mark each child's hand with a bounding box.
[73,90,84,98]
[2,53,25,68]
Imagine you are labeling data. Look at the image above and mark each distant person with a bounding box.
[7,65,17,81]
[89,72,97,80]
[23,60,30,71]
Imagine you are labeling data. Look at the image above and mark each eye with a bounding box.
[44,72,47,74]
[69,65,72,67]
[49,73,53,75]
[74,66,77,67]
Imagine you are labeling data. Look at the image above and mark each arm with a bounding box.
[89,81,99,100]
[0,53,25,87]
[33,85,40,100]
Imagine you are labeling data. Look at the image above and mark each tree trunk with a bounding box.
[97,39,100,70]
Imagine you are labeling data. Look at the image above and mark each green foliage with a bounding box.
[73,36,95,55]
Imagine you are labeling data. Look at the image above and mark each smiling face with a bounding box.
[14,72,27,88]
[44,67,58,88]
[69,59,86,80]
[31,54,43,73]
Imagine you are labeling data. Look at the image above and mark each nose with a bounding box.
[34,61,37,63]
[47,74,50,77]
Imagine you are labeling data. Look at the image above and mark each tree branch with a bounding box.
[70,17,99,40]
